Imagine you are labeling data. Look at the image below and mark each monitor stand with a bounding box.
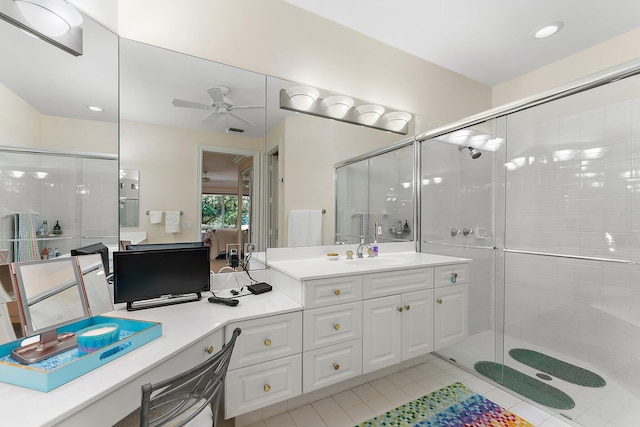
[11,329,77,364]
[126,292,202,311]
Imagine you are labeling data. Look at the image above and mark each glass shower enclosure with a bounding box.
[420,61,640,427]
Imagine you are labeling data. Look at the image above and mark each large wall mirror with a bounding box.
[0,10,118,263]
[118,39,267,272]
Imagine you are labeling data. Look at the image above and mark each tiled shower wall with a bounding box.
[421,73,640,399]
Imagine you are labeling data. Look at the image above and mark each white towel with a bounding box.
[149,211,163,224]
[288,210,322,247]
[165,211,181,233]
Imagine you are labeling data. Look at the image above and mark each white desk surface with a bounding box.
[0,289,301,427]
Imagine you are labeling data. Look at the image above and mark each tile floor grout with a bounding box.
[241,357,575,427]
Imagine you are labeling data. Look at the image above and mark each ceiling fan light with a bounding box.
[322,95,354,118]
[285,86,319,110]
[14,0,83,37]
[383,111,411,131]
[356,104,385,125]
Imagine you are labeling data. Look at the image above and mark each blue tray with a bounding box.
[0,315,161,392]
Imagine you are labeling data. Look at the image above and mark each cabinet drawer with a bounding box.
[302,339,362,393]
[188,328,225,365]
[225,354,302,418]
[362,268,432,299]
[225,311,302,369]
[434,264,468,288]
[303,275,362,309]
[303,302,362,351]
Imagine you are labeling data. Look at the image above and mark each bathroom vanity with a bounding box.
[0,245,468,426]
[265,244,470,408]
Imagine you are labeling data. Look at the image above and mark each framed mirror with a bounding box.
[11,258,89,363]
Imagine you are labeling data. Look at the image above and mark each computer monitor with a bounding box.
[113,246,210,311]
[71,243,110,274]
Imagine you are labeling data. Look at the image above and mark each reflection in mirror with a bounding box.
[12,258,89,363]
[335,143,415,244]
[119,169,140,227]
[266,77,414,247]
[119,39,266,272]
[77,254,113,316]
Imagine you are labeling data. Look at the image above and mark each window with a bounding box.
[202,194,250,230]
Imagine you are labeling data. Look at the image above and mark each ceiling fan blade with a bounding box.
[207,86,226,104]
[229,112,255,126]
[202,112,221,126]
[172,99,211,109]
[229,104,265,111]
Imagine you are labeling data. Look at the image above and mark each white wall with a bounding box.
[109,0,492,127]
[493,28,640,106]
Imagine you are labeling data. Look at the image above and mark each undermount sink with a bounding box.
[343,257,406,267]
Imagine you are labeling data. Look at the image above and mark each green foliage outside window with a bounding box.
[202,195,250,230]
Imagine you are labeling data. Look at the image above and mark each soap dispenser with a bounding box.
[403,220,410,233]
[373,240,379,257]
[53,220,62,235]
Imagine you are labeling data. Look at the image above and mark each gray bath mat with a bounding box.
[509,348,606,388]
[474,361,576,410]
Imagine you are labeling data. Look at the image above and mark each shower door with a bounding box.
[419,117,507,380]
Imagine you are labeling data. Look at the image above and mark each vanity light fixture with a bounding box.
[356,104,385,125]
[14,0,82,37]
[0,0,83,55]
[383,111,412,132]
[533,21,564,39]
[322,95,354,118]
[280,85,411,135]
[285,86,319,110]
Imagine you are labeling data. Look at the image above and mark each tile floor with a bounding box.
[236,356,575,427]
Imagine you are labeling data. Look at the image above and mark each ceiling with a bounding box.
[284,0,640,86]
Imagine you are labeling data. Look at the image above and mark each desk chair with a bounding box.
[140,328,241,427]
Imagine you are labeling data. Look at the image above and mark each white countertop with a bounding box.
[268,251,470,281]
[0,288,301,427]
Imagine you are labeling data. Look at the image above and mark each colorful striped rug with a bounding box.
[358,382,533,427]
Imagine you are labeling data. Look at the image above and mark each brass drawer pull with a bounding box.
[404,305,411,311]
[264,384,271,392]
[264,339,272,346]
[333,324,340,330]
[334,289,341,296]
[451,272,458,283]
[204,346,214,354]
[333,363,340,371]
[397,307,403,312]
[437,298,443,304]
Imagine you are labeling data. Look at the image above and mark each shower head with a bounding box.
[458,145,482,159]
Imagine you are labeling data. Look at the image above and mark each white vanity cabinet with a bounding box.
[434,264,468,350]
[302,277,363,393]
[224,311,303,418]
[361,268,434,373]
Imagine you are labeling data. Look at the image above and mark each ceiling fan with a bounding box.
[172,85,264,126]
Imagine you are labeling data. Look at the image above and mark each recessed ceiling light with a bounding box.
[87,105,103,112]
[533,21,564,39]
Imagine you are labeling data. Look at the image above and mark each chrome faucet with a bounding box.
[356,242,372,258]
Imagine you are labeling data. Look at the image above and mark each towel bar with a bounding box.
[145,211,183,215]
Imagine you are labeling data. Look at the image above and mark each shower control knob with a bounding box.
[462,228,472,236]
[450,228,459,236]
